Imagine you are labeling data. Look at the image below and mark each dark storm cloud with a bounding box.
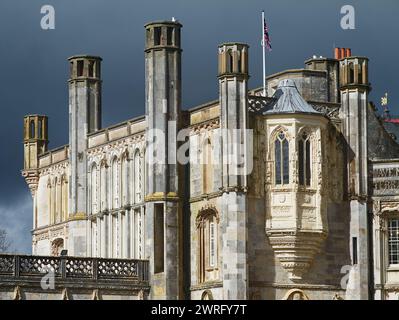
[0,0,397,252]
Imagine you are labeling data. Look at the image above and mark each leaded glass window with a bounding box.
[388,218,399,265]
[298,132,311,186]
[275,131,289,185]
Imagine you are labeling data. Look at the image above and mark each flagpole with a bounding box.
[262,10,267,97]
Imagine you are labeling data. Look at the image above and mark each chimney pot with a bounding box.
[334,47,341,59]
[346,48,352,57]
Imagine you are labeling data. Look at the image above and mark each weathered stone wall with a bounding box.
[188,118,223,299]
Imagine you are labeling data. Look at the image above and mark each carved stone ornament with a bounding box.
[21,170,39,197]
[380,201,399,213]
[266,231,326,280]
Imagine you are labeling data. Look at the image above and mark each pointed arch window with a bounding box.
[100,161,108,212]
[61,175,68,221]
[197,209,219,283]
[275,131,289,185]
[202,138,213,194]
[53,177,61,224]
[121,154,129,206]
[90,164,98,214]
[134,150,142,203]
[298,132,311,186]
[111,157,119,209]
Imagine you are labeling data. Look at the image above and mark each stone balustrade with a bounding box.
[0,254,149,300]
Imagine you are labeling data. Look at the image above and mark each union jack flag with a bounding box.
[263,19,272,51]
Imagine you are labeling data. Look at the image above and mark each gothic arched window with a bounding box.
[298,132,311,186]
[51,238,64,257]
[100,160,107,212]
[47,178,52,225]
[134,150,142,203]
[197,208,219,283]
[53,177,60,224]
[90,164,98,214]
[111,157,119,209]
[61,175,68,221]
[275,131,289,185]
[121,154,129,206]
[202,138,213,194]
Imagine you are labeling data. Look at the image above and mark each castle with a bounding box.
[19,20,399,300]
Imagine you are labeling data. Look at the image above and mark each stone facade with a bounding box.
[17,20,399,300]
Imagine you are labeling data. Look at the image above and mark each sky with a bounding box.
[0,0,397,253]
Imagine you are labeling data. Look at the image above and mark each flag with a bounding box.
[263,19,272,51]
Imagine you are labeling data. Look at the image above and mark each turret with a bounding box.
[338,49,371,300]
[218,42,250,299]
[68,55,102,256]
[23,115,48,170]
[218,42,249,190]
[22,115,48,197]
[144,20,182,300]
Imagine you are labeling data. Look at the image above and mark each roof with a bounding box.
[367,107,399,160]
[263,79,320,115]
[383,120,399,141]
